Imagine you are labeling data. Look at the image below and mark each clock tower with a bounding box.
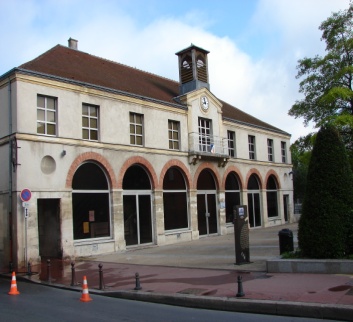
[175,44,210,95]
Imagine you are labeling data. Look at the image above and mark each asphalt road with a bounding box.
[0,278,338,322]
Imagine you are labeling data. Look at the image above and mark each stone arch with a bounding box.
[117,156,158,189]
[192,162,221,190]
[264,170,282,189]
[245,168,264,189]
[65,152,117,189]
[221,165,244,190]
[159,160,192,190]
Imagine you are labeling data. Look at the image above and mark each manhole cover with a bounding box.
[177,288,208,295]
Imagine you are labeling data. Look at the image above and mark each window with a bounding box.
[225,173,241,223]
[228,131,236,157]
[168,120,180,150]
[198,118,212,152]
[37,95,57,135]
[281,141,287,163]
[248,135,256,160]
[163,167,188,230]
[130,112,143,146]
[266,175,278,218]
[82,104,98,141]
[267,139,274,161]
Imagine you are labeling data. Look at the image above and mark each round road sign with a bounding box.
[20,189,32,202]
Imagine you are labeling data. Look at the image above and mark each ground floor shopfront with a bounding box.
[2,148,293,269]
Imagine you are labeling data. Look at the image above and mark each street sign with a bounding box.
[20,189,32,202]
[22,202,30,208]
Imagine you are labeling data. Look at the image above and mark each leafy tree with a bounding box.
[290,134,315,202]
[289,2,353,128]
[298,125,353,258]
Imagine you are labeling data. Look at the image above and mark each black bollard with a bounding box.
[70,262,77,286]
[99,263,105,290]
[134,272,142,290]
[27,262,32,276]
[236,275,245,297]
[47,259,52,283]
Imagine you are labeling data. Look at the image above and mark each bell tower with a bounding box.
[176,44,210,95]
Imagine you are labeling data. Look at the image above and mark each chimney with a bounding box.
[68,38,78,50]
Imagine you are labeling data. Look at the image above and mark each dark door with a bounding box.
[283,195,289,222]
[247,193,261,228]
[124,194,153,246]
[197,193,217,236]
[38,199,62,258]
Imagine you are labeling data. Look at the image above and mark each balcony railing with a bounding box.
[188,132,229,156]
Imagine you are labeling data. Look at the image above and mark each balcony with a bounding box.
[188,132,229,167]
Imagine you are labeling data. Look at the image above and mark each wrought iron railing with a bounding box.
[188,132,229,156]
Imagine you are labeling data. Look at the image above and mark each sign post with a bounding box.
[20,189,31,266]
[233,205,251,265]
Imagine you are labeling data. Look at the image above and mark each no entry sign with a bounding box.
[20,189,32,202]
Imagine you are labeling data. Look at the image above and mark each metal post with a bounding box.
[134,272,142,290]
[47,259,51,283]
[27,262,32,276]
[236,275,245,297]
[99,263,104,290]
[70,262,76,286]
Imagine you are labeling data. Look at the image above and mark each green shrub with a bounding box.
[298,124,353,258]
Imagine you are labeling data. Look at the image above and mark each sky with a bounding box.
[0,0,350,142]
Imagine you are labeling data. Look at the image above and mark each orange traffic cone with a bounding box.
[80,276,92,302]
[8,271,20,295]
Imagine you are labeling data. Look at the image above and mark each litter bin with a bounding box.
[278,229,294,254]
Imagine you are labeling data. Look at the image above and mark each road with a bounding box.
[0,278,337,322]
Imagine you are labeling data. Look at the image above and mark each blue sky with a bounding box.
[0,0,350,141]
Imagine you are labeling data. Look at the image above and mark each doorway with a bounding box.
[283,195,289,222]
[37,199,62,258]
[123,165,153,246]
[197,169,218,236]
[247,174,262,228]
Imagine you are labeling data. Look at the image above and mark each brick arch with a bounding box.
[221,165,245,190]
[264,170,282,189]
[159,160,192,190]
[192,162,221,190]
[245,168,264,190]
[117,156,158,189]
[65,152,117,189]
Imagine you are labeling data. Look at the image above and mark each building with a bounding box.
[0,38,293,269]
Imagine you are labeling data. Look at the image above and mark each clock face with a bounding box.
[201,96,209,111]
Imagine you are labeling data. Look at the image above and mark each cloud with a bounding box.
[0,0,350,142]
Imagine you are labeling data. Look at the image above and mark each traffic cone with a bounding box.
[80,276,92,302]
[8,271,20,295]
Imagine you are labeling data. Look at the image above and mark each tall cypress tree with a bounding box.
[298,124,353,258]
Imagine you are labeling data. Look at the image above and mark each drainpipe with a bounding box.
[8,77,13,266]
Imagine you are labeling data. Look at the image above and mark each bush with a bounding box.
[298,124,353,258]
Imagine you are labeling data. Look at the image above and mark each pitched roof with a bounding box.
[15,44,288,135]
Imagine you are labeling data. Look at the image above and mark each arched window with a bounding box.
[72,163,110,240]
[266,175,278,218]
[225,173,241,223]
[163,167,188,230]
[247,174,261,227]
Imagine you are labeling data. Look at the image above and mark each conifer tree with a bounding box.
[298,124,353,258]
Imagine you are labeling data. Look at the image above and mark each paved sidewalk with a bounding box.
[6,223,353,320]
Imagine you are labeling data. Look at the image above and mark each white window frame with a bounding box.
[168,120,180,150]
[281,141,287,163]
[37,95,57,136]
[130,112,144,146]
[248,135,256,160]
[267,139,274,162]
[227,130,236,157]
[82,103,99,141]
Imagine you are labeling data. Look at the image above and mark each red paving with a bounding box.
[18,259,353,306]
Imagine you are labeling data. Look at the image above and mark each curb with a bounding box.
[4,274,353,321]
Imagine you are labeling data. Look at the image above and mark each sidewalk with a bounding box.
[10,223,353,320]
